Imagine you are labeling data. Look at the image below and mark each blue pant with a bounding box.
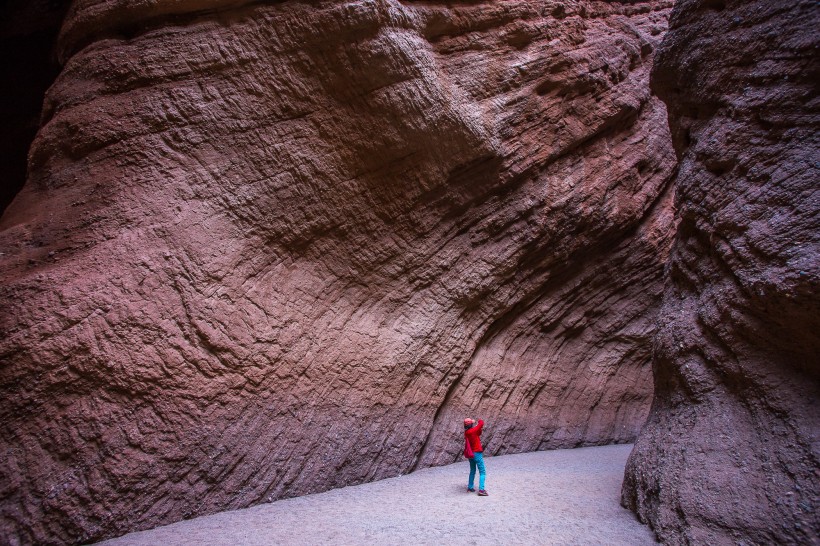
[468,452,486,490]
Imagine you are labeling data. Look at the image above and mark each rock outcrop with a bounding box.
[0,1,675,543]
[622,0,820,544]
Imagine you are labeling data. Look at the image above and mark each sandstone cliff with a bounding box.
[622,0,820,544]
[0,1,675,543]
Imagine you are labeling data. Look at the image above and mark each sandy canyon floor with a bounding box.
[95,444,656,545]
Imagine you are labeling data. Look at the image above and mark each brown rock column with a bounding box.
[622,0,820,544]
[1,1,675,543]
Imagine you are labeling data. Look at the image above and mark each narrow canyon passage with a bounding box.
[1,0,817,544]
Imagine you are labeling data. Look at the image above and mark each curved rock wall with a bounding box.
[0,1,675,543]
[622,0,820,544]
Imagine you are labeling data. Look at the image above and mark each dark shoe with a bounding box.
[478,490,488,496]
[467,488,475,492]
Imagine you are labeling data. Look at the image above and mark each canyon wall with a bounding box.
[622,0,820,544]
[0,1,675,543]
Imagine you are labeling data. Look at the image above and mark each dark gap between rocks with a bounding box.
[0,0,71,216]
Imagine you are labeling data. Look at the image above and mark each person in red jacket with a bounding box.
[464,417,488,496]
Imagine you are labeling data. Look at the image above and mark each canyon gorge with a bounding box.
[0,0,816,544]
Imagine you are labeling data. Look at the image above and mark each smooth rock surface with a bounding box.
[622,0,820,544]
[96,444,656,546]
[0,1,675,543]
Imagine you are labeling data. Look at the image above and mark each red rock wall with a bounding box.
[622,0,820,543]
[0,1,675,543]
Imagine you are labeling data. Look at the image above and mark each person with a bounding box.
[464,417,488,496]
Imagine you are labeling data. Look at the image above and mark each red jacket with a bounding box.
[465,419,484,452]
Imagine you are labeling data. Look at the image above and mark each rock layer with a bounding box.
[622,0,820,544]
[0,1,675,543]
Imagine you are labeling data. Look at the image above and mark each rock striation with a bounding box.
[622,0,820,544]
[0,1,675,543]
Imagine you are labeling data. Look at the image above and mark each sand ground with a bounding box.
[96,444,657,545]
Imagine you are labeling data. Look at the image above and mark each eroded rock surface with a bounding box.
[0,1,675,543]
[622,0,820,544]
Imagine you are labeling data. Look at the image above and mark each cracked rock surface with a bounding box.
[0,1,675,543]
[622,0,820,544]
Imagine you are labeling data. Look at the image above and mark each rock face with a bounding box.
[622,0,820,544]
[0,1,675,543]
